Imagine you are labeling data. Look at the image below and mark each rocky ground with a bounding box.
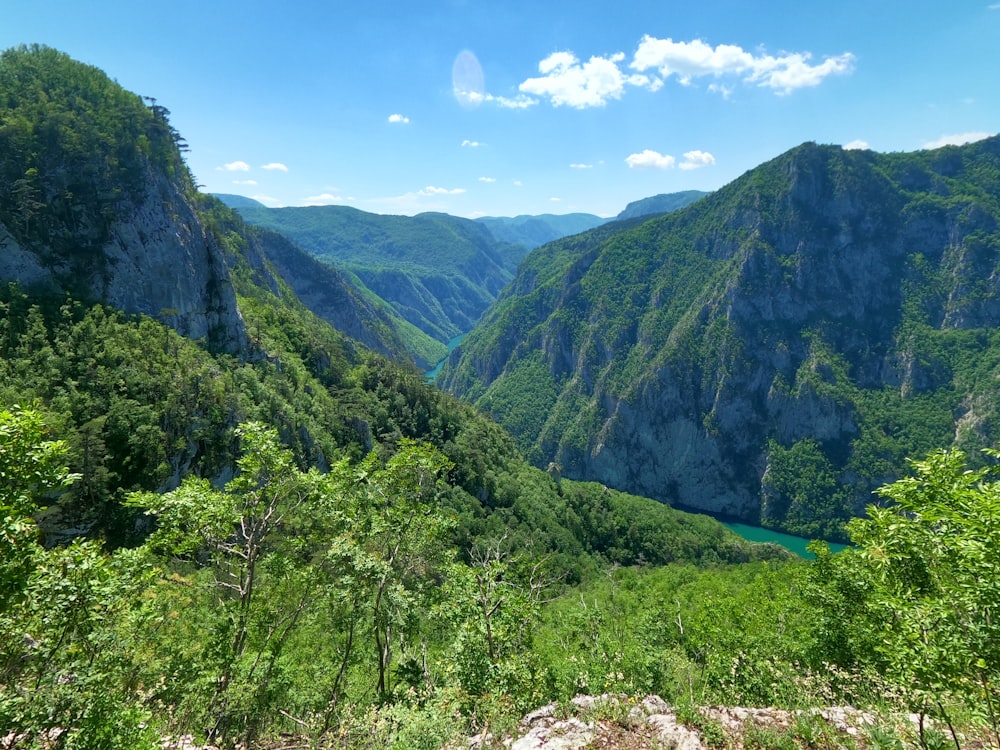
[489,695,882,750]
[151,694,974,750]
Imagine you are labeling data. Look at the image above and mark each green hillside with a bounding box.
[230,204,520,342]
[0,45,804,748]
[441,136,1000,541]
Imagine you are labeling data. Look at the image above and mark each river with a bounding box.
[723,522,848,559]
[425,333,467,382]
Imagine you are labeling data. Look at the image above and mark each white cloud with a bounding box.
[261,162,289,172]
[388,113,410,124]
[490,93,538,109]
[679,150,716,170]
[369,185,467,215]
[921,131,993,149]
[513,179,523,187]
[626,149,676,169]
[630,36,854,95]
[991,3,1000,9]
[753,51,856,94]
[550,197,561,202]
[519,50,653,108]
[462,139,482,148]
[570,163,593,169]
[843,139,870,150]
[510,36,853,110]
[217,160,250,172]
[418,186,466,196]
[478,176,496,183]
[305,193,343,205]
[707,83,734,99]
[232,179,258,185]
[464,91,538,109]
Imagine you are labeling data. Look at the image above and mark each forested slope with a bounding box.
[441,136,1000,540]
[231,203,521,344]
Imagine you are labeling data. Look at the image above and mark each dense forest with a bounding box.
[1,44,999,750]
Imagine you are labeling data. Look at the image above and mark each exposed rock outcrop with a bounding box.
[96,170,246,352]
[479,695,883,750]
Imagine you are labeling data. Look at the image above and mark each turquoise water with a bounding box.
[425,333,467,382]
[723,522,848,559]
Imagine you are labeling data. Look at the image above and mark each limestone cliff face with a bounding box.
[0,167,247,353]
[99,170,246,351]
[443,137,1000,531]
[0,46,248,353]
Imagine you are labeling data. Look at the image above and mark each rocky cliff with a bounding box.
[1,172,248,353]
[441,137,1000,536]
[0,46,246,352]
[0,47,417,364]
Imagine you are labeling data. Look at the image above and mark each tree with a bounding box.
[133,422,326,742]
[332,441,455,699]
[133,426,458,740]
[0,405,76,606]
[0,406,156,749]
[813,448,1000,747]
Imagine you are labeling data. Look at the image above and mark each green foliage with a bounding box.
[763,438,849,540]
[0,45,192,278]
[561,480,789,567]
[805,447,1000,745]
[855,449,1000,740]
[0,406,157,749]
[130,426,460,744]
[535,561,817,708]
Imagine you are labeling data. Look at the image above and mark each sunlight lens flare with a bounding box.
[452,50,485,108]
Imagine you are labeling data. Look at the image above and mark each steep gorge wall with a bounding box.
[443,138,1000,532]
[0,168,247,353]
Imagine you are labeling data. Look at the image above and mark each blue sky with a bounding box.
[4,1,998,218]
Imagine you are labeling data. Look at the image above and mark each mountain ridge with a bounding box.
[441,136,1000,537]
[228,203,520,344]
[615,189,709,220]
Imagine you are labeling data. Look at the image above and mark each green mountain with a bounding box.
[474,212,608,251]
[242,221,447,368]
[440,136,1000,539]
[4,45,997,750]
[213,193,268,209]
[615,189,709,220]
[227,203,521,343]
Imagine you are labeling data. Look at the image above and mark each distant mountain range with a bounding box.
[216,193,707,361]
[615,190,708,220]
[221,204,520,355]
[473,213,608,250]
